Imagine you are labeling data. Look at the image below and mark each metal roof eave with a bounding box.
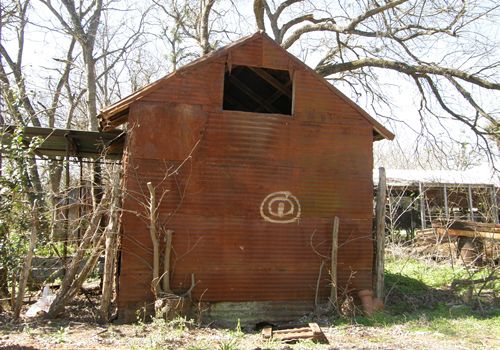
[0,125,125,160]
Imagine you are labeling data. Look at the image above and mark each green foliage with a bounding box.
[34,241,75,257]
[52,326,69,344]
[0,127,41,282]
[217,338,239,350]
[227,318,244,338]
[21,325,35,338]
[168,315,193,332]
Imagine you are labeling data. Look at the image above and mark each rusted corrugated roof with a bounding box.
[375,168,500,187]
[0,125,124,159]
[98,32,394,141]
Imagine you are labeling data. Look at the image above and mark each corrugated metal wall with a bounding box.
[117,35,374,318]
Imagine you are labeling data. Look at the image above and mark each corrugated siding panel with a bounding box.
[262,38,291,70]
[229,38,263,67]
[143,62,224,107]
[294,70,369,126]
[117,36,375,315]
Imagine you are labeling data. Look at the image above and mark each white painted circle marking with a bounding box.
[260,191,301,224]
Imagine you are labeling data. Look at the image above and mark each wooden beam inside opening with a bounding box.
[248,67,292,98]
[265,80,293,106]
[227,74,280,113]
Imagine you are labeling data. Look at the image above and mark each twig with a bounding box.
[314,260,325,312]
[180,273,196,298]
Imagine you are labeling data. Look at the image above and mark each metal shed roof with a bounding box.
[374,168,499,187]
[0,125,124,160]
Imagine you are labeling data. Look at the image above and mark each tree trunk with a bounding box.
[199,0,216,55]
[13,201,38,319]
[0,268,8,300]
[147,182,161,297]
[46,191,109,318]
[83,50,99,131]
[99,172,122,323]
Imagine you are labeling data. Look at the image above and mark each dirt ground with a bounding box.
[0,322,500,350]
[1,300,498,350]
[1,258,498,350]
[1,317,496,350]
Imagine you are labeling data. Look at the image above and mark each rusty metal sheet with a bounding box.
[116,36,379,320]
[119,108,374,309]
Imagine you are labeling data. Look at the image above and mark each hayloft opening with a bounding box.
[223,66,293,115]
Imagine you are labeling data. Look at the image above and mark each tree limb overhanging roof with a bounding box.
[98,32,394,141]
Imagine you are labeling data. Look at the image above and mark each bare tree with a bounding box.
[152,0,242,57]
[38,0,148,128]
[148,0,499,166]
[0,0,79,207]
[374,139,484,171]
[39,0,104,131]
[252,0,499,166]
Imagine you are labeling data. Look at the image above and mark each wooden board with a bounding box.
[435,227,500,241]
[261,323,328,344]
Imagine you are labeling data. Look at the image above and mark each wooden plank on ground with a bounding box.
[435,227,500,241]
[261,323,328,344]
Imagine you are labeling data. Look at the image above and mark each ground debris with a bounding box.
[261,322,328,344]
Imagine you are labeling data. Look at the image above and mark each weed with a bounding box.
[185,343,211,350]
[53,326,68,344]
[228,318,244,338]
[22,325,34,338]
[168,315,195,332]
[217,337,239,350]
[235,318,241,334]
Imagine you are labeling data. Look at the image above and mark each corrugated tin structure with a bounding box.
[374,168,499,230]
[99,32,394,323]
[0,125,124,159]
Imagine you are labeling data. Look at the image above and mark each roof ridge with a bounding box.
[98,31,394,140]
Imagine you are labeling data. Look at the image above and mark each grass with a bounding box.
[343,255,500,347]
[129,255,498,349]
[1,252,497,349]
[386,257,464,289]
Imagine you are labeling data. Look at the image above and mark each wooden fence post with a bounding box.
[374,167,387,300]
[330,216,339,311]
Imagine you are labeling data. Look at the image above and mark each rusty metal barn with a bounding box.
[99,32,394,323]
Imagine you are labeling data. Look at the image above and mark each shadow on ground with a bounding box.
[347,271,499,329]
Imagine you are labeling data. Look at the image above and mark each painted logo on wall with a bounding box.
[260,191,301,224]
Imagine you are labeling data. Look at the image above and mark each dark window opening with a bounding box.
[223,65,293,115]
